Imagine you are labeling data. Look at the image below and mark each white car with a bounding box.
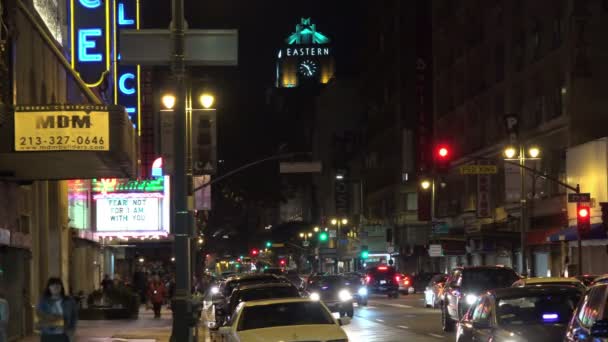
[219,297,350,342]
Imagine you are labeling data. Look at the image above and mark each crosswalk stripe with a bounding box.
[428,333,444,338]
[398,325,409,329]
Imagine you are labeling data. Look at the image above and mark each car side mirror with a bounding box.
[338,317,351,326]
[472,321,491,330]
[591,319,608,338]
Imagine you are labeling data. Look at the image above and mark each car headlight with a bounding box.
[465,294,478,305]
[310,292,321,301]
[358,287,368,296]
[339,289,352,302]
[210,286,219,295]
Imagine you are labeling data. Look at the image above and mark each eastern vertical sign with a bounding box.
[114,0,140,130]
[70,0,111,87]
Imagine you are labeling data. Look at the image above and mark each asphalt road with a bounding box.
[344,293,454,342]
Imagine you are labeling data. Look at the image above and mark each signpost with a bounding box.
[568,193,591,203]
[459,164,498,175]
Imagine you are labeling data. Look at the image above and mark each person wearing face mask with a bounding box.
[36,278,78,342]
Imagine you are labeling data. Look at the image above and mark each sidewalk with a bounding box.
[19,307,210,342]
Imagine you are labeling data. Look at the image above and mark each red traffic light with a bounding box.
[279,259,286,266]
[436,145,451,160]
[578,208,589,218]
[250,248,259,256]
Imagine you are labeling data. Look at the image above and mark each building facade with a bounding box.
[431,0,608,276]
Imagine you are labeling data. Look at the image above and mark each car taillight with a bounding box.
[365,276,371,284]
[395,275,401,283]
[404,278,410,286]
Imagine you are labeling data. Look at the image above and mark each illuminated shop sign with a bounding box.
[92,177,164,194]
[114,0,140,129]
[282,47,330,57]
[14,105,110,151]
[68,179,91,230]
[70,0,110,87]
[94,176,170,233]
[285,18,330,45]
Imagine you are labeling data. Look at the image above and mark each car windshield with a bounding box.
[225,277,277,296]
[238,287,299,302]
[237,301,335,331]
[313,276,347,288]
[496,292,582,326]
[462,269,519,291]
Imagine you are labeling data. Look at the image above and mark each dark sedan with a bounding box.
[457,285,583,342]
[306,275,354,317]
[226,282,301,316]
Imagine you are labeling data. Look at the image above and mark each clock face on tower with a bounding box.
[298,59,318,77]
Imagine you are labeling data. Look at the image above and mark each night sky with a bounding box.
[141,1,364,249]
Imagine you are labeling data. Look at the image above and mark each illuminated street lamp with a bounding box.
[330,218,337,225]
[341,218,348,225]
[161,94,176,109]
[503,146,517,159]
[307,232,313,238]
[199,93,215,109]
[313,226,320,233]
[528,146,540,158]
[420,180,431,190]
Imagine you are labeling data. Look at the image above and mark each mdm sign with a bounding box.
[70,0,110,87]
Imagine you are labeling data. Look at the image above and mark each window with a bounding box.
[237,302,334,331]
[406,193,418,211]
[472,298,492,323]
[578,286,608,328]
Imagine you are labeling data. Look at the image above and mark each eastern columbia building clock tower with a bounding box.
[275,18,335,88]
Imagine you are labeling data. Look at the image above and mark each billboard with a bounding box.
[93,176,170,236]
[14,105,110,151]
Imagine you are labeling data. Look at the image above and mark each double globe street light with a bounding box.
[162,93,215,110]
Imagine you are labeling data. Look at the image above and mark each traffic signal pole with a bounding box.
[170,0,193,340]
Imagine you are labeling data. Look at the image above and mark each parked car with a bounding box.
[457,285,583,342]
[512,277,586,291]
[365,265,400,298]
[306,275,355,317]
[565,283,608,341]
[218,298,350,342]
[424,274,448,308]
[441,266,520,332]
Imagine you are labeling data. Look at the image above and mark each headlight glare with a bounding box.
[310,292,321,301]
[339,289,352,302]
[465,294,478,305]
[358,287,368,296]
[210,286,219,295]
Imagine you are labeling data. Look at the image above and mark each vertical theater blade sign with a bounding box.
[71,0,110,87]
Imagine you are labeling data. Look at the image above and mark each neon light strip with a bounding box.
[93,192,164,200]
[113,0,117,104]
[95,231,170,238]
[137,64,141,135]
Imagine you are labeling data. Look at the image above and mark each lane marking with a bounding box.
[428,333,444,338]
[376,319,385,323]
[383,303,413,309]
[398,325,409,329]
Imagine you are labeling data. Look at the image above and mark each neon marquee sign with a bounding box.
[70,0,110,87]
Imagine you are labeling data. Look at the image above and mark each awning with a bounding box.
[526,227,563,245]
[546,223,607,242]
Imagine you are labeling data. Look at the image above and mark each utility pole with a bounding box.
[170,0,192,339]
[519,144,527,277]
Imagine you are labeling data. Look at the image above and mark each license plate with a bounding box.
[380,280,386,285]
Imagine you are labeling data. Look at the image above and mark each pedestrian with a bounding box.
[147,274,166,318]
[36,277,78,342]
[0,286,8,342]
[100,274,113,293]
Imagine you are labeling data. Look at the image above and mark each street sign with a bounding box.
[568,193,591,203]
[120,29,238,66]
[302,241,310,247]
[279,161,322,173]
[428,244,443,257]
[459,165,498,175]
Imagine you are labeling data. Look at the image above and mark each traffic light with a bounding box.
[434,143,453,172]
[361,245,369,260]
[577,204,591,238]
[319,232,328,242]
[265,241,272,248]
[250,248,259,256]
[279,259,286,266]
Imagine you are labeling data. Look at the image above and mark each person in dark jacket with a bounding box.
[36,277,78,342]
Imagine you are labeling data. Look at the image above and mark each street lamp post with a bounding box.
[504,144,541,277]
[330,218,348,273]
